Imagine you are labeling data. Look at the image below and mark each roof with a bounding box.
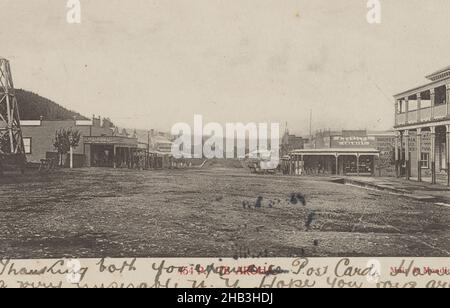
[395,66,450,98]
[153,136,172,144]
[291,148,380,155]
[148,150,172,156]
[83,135,138,147]
[367,131,395,136]
[426,66,450,80]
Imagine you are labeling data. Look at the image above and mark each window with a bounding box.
[398,100,404,113]
[420,90,432,108]
[435,86,447,105]
[420,153,430,169]
[23,138,31,154]
[408,95,419,111]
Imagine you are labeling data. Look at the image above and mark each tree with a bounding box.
[53,128,81,167]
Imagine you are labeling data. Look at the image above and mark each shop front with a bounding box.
[394,66,450,185]
[84,136,138,168]
[287,148,380,176]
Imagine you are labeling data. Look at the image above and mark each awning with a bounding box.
[290,148,380,157]
[83,136,138,148]
[148,150,172,156]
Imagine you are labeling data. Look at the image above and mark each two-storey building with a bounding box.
[394,66,450,185]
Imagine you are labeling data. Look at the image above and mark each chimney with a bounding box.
[92,115,101,127]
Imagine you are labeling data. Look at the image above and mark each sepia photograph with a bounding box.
[0,0,449,290]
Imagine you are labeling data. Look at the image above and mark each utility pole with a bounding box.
[147,130,151,170]
[0,58,26,175]
[309,109,313,148]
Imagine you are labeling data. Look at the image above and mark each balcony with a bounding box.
[397,113,406,126]
[421,107,432,122]
[395,82,450,127]
[435,104,447,119]
[407,110,418,124]
[396,104,449,127]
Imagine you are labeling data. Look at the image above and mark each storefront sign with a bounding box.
[84,136,138,147]
[332,136,376,147]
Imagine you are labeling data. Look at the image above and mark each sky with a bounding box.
[1,0,450,135]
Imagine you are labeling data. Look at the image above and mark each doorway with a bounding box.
[90,144,114,167]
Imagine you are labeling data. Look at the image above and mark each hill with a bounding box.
[14,89,87,121]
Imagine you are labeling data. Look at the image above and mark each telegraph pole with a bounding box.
[309,109,313,147]
[0,58,26,175]
[147,130,151,169]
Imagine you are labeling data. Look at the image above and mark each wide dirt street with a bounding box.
[0,167,449,258]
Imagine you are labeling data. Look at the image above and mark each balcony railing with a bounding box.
[407,110,418,124]
[396,104,449,126]
[421,107,432,122]
[397,113,406,125]
[435,104,447,119]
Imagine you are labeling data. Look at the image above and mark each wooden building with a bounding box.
[21,117,139,168]
[284,130,395,177]
[394,66,450,185]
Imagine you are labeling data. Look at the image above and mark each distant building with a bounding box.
[281,131,304,156]
[149,133,173,154]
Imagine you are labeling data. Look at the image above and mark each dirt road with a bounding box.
[0,168,448,258]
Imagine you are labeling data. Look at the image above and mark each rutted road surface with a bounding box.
[0,168,448,258]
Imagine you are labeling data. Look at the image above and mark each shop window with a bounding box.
[420,153,430,169]
[23,138,32,154]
